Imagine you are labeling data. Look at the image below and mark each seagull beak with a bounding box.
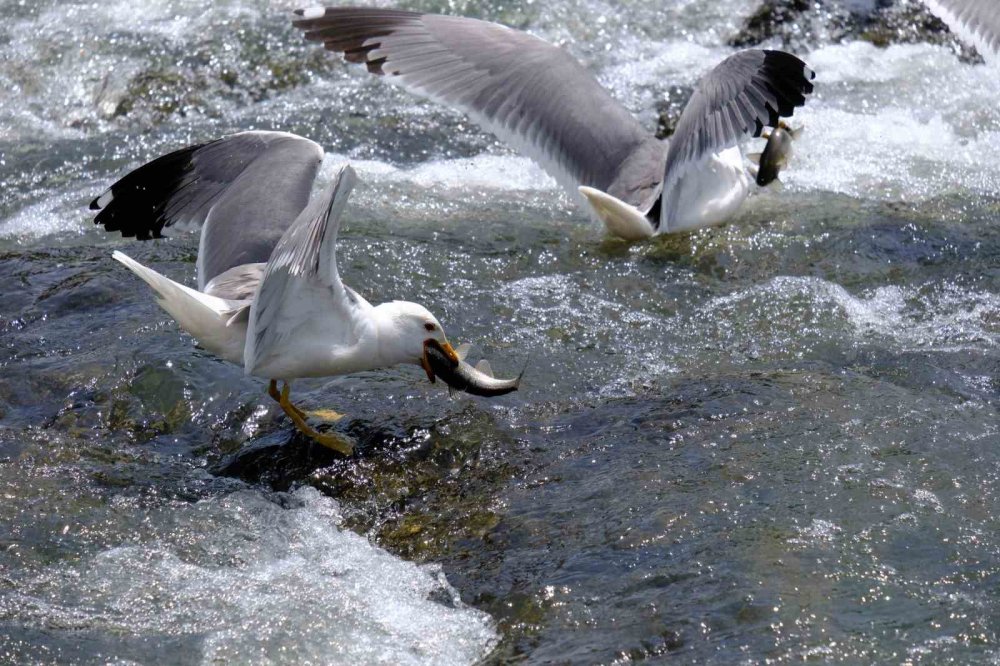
[421,339,460,383]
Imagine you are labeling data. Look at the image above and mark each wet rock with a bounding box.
[212,433,343,491]
[729,0,982,64]
[654,85,694,140]
[92,25,337,127]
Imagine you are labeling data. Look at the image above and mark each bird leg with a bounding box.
[268,379,306,420]
[268,380,354,455]
[267,380,344,422]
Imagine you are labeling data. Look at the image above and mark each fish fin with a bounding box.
[475,360,494,377]
[788,124,804,139]
[455,342,471,361]
[761,130,771,140]
[515,358,529,388]
[747,165,759,179]
[747,153,761,165]
[771,178,785,191]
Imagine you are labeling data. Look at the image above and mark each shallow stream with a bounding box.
[1,0,999,662]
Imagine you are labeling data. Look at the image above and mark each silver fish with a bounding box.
[425,339,522,397]
[749,122,802,187]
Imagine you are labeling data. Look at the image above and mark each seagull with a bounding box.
[91,131,461,454]
[292,7,816,240]
[921,0,1000,64]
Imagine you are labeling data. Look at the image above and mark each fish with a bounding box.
[748,122,802,187]
[424,339,522,397]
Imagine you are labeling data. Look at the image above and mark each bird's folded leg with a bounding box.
[268,381,344,422]
[269,379,307,420]
[270,380,353,455]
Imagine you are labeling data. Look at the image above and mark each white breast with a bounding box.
[661,146,750,234]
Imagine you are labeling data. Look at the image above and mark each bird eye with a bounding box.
[424,323,436,331]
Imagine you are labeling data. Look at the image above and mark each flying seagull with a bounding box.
[921,0,1000,64]
[91,131,462,453]
[292,7,816,240]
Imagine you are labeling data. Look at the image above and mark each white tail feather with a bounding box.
[578,186,655,241]
[112,251,248,364]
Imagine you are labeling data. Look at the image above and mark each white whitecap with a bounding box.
[6,487,497,665]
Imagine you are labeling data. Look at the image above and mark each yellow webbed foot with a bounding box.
[310,431,354,455]
[305,408,346,422]
[269,380,353,456]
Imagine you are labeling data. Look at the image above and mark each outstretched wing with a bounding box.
[244,164,367,377]
[923,0,1000,64]
[292,7,651,196]
[91,131,324,288]
[660,50,815,230]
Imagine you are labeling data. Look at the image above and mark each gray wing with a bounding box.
[660,50,815,230]
[90,131,324,289]
[923,0,1000,64]
[203,263,267,301]
[292,7,650,196]
[244,164,365,376]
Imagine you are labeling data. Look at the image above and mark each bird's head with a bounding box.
[377,301,459,381]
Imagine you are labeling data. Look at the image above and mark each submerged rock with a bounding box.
[729,0,983,64]
[654,85,694,140]
[91,23,337,128]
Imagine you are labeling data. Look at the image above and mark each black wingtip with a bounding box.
[293,8,304,16]
[90,141,207,240]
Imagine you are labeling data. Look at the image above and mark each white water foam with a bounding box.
[318,153,557,194]
[0,183,99,240]
[4,487,497,665]
[786,42,1000,199]
[703,276,1000,353]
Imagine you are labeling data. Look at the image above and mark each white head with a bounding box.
[373,300,459,380]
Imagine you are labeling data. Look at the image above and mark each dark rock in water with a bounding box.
[729,0,815,50]
[729,0,983,64]
[654,85,694,140]
[92,23,338,128]
[212,431,343,490]
[212,420,418,491]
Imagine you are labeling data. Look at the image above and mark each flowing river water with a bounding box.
[1,0,999,663]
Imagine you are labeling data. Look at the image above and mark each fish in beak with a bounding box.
[747,121,803,187]
[422,339,459,382]
[424,339,523,397]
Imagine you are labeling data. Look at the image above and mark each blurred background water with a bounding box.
[1,0,999,663]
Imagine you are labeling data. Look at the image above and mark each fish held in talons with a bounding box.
[748,122,803,188]
[423,339,522,397]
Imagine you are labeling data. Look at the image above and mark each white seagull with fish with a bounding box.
[292,6,816,240]
[91,131,519,453]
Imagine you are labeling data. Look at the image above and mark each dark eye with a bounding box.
[424,323,436,332]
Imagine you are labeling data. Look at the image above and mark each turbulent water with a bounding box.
[2,0,999,663]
